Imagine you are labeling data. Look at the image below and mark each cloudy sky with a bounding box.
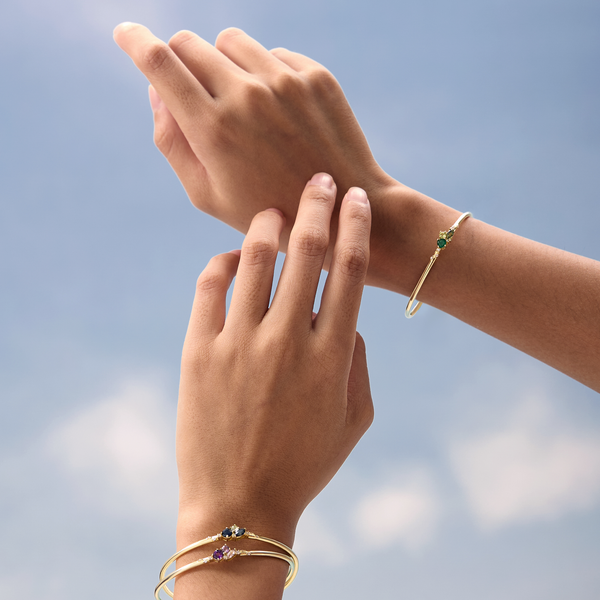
[1,0,599,598]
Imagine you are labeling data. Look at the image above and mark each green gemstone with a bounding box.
[437,238,447,249]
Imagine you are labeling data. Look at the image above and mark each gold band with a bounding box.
[405,212,472,318]
[155,525,299,599]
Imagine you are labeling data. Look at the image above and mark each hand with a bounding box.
[176,173,373,555]
[113,23,396,266]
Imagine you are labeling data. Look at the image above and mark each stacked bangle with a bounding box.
[155,524,299,599]
[405,212,472,318]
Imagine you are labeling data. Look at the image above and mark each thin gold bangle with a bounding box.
[155,524,299,599]
[405,212,472,318]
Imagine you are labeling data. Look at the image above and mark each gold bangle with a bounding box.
[155,524,299,600]
[405,212,472,318]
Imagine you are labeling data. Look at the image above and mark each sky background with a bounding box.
[1,0,600,598]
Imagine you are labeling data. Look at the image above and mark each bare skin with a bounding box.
[113,23,600,392]
[174,176,373,600]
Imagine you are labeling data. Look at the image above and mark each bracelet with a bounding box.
[155,524,299,599]
[405,212,472,318]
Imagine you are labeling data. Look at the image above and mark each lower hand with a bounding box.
[176,173,373,547]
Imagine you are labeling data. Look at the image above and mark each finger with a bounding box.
[269,173,336,327]
[113,23,212,134]
[184,251,241,349]
[269,47,324,73]
[149,86,210,204]
[225,209,286,331]
[216,27,293,76]
[168,29,244,97]
[316,187,371,343]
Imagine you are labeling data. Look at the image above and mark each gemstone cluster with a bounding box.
[221,525,247,539]
[212,544,239,561]
[436,227,456,250]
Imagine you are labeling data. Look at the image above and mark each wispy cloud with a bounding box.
[45,379,178,519]
[294,506,350,566]
[449,395,600,529]
[295,464,442,566]
[352,466,441,551]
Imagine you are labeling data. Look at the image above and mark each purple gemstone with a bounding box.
[213,548,224,560]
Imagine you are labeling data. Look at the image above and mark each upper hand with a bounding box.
[113,23,392,263]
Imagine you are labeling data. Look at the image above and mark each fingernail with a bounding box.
[228,249,242,256]
[148,86,164,111]
[347,187,368,204]
[309,173,334,189]
[266,207,284,216]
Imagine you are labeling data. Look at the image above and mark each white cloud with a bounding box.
[352,467,441,552]
[46,379,178,519]
[294,507,349,566]
[449,396,600,529]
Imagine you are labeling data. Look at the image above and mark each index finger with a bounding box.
[316,187,371,343]
[113,23,212,134]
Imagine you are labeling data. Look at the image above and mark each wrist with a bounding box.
[367,177,461,296]
[170,507,298,600]
[176,503,299,550]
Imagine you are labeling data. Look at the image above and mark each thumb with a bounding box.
[149,85,211,211]
[346,331,374,431]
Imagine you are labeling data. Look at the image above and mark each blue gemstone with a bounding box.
[235,527,246,537]
[222,528,232,538]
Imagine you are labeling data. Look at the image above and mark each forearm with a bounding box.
[369,182,600,391]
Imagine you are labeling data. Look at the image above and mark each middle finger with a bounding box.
[269,173,337,328]
[168,29,247,97]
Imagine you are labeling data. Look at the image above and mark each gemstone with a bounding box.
[437,238,447,249]
[222,527,233,538]
[222,544,230,553]
[213,548,224,560]
[235,527,246,537]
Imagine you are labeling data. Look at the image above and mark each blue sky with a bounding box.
[1,0,600,598]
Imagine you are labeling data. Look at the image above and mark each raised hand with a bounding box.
[113,24,395,261]
[174,174,373,598]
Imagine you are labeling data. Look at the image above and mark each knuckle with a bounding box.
[216,27,244,48]
[291,227,329,258]
[243,238,278,266]
[195,270,226,294]
[346,202,371,229]
[271,70,303,97]
[168,29,197,51]
[306,187,335,205]
[181,342,211,371]
[306,67,339,96]
[153,123,175,156]
[142,41,172,73]
[337,246,368,280]
[208,105,237,149]
[240,80,271,108]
